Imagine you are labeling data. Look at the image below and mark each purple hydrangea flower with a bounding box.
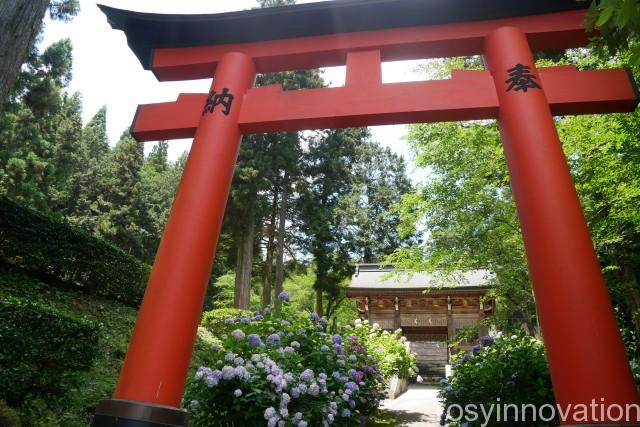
[309,312,320,321]
[480,335,495,347]
[300,369,314,382]
[264,407,276,420]
[332,335,342,345]
[290,341,300,348]
[277,291,290,301]
[266,333,281,347]
[248,334,263,347]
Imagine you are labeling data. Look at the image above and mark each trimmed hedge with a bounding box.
[0,295,102,404]
[0,197,150,306]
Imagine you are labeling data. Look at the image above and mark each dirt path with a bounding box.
[380,384,443,426]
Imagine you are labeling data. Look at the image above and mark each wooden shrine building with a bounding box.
[346,264,494,377]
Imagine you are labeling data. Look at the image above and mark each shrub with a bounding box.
[0,197,150,306]
[185,293,385,426]
[201,308,253,337]
[438,332,555,426]
[346,319,417,383]
[0,400,19,427]
[0,295,102,405]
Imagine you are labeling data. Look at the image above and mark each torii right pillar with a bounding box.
[485,26,640,424]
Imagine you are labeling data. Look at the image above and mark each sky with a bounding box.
[40,0,431,182]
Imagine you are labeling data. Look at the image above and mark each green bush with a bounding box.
[346,320,417,383]
[201,308,252,337]
[0,295,102,405]
[0,197,150,306]
[0,400,19,427]
[439,332,555,426]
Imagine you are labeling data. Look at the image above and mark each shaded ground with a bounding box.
[379,384,443,426]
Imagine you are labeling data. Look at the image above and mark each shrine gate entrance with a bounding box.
[95,1,640,426]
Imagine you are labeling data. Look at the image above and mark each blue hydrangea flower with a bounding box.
[189,400,199,409]
[309,312,320,321]
[224,353,235,362]
[342,408,351,417]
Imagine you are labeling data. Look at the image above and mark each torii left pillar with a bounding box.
[92,51,255,427]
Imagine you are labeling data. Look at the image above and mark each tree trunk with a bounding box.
[316,288,324,317]
[274,178,288,309]
[0,0,49,113]
[234,206,255,310]
[262,186,279,308]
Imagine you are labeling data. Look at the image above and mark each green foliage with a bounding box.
[48,0,80,21]
[0,400,19,427]
[0,294,101,405]
[439,333,555,426]
[0,39,83,212]
[283,267,316,313]
[201,308,252,337]
[388,119,533,329]
[347,320,417,383]
[0,197,150,306]
[587,0,640,66]
[187,299,385,426]
[210,272,237,310]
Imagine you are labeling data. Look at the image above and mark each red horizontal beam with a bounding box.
[152,10,590,81]
[130,67,638,142]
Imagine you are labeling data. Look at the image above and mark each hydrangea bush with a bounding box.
[346,319,418,383]
[438,332,555,426]
[185,293,386,426]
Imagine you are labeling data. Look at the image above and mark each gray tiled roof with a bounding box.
[348,264,494,290]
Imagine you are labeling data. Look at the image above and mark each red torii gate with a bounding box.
[95,1,640,426]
